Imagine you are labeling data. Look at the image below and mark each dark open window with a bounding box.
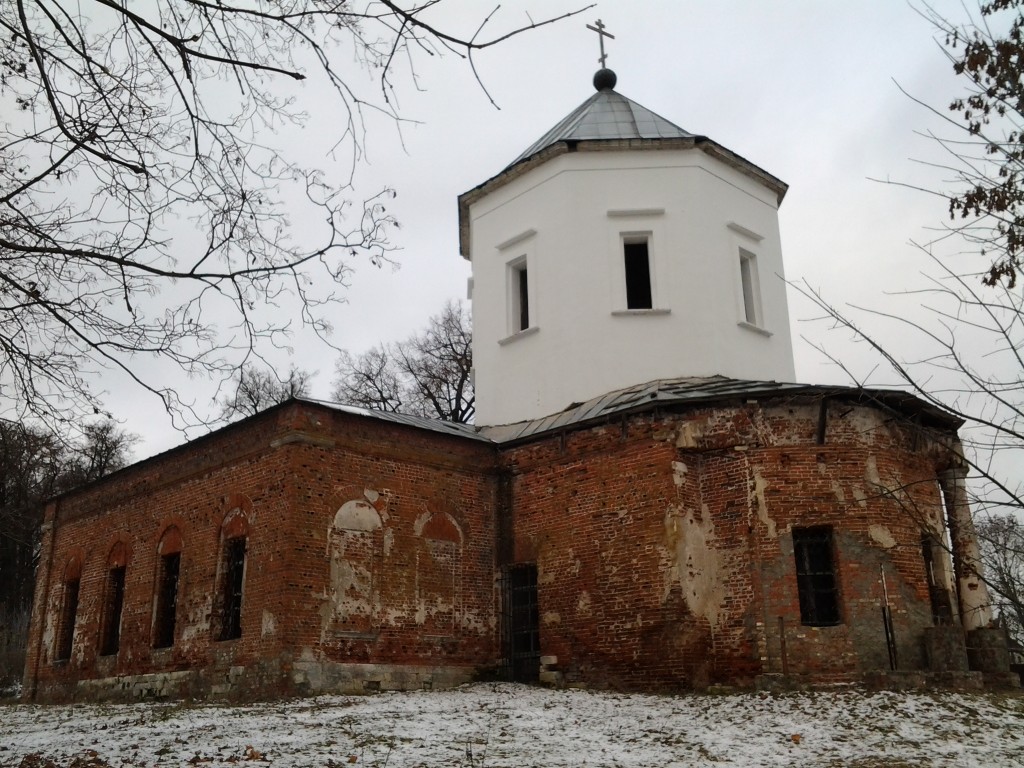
[56,578,80,662]
[624,238,653,309]
[793,527,840,626]
[100,566,126,656]
[739,249,760,324]
[153,552,180,648]
[921,533,953,625]
[219,537,246,641]
[514,263,529,331]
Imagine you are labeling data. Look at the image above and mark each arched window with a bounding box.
[217,510,248,641]
[415,512,464,633]
[55,557,82,662]
[153,526,182,649]
[99,542,128,656]
[328,498,384,635]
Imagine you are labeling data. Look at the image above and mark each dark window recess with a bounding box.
[921,533,954,625]
[56,579,80,662]
[517,266,530,331]
[793,527,841,626]
[504,563,540,682]
[100,567,126,656]
[624,240,653,309]
[219,538,246,641]
[153,552,180,649]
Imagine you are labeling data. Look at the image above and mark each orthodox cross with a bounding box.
[586,19,615,68]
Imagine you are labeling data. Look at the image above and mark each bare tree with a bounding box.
[976,515,1024,645]
[219,364,312,420]
[0,418,134,687]
[798,1,1024,628]
[0,1,590,436]
[333,299,473,422]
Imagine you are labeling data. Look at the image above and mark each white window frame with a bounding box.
[506,255,532,336]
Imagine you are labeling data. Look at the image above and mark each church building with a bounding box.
[22,62,1014,701]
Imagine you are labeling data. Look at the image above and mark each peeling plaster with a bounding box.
[676,422,700,449]
[543,611,561,625]
[865,456,882,487]
[261,610,277,637]
[750,468,776,539]
[663,503,725,631]
[672,461,688,486]
[576,590,592,617]
[831,480,846,503]
[868,525,897,549]
[852,486,868,508]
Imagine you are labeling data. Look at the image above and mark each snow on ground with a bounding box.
[2,683,1023,767]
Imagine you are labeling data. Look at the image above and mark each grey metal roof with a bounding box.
[476,376,963,443]
[308,377,961,445]
[306,399,492,442]
[510,88,695,167]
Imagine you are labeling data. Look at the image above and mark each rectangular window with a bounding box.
[153,552,180,649]
[100,566,126,656]
[56,579,80,662]
[624,238,653,309]
[509,259,530,332]
[219,538,246,641]
[739,249,760,325]
[793,527,840,626]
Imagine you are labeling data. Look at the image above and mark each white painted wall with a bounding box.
[468,148,797,426]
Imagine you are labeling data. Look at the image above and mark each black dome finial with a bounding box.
[593,68,617,91]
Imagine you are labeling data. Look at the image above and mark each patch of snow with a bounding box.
[2,684,1023,767]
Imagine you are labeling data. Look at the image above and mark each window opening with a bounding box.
[793,527,840,626]
[739,249,759,324]
[220,537,246,641]
[100,566,126,656]
[503,563,540,682]
[512,262,530,331]
[153,552,180,648]
[624,238,653,309]
[56,578,80,662]
[921,533,953,625]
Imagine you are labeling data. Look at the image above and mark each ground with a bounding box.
[2,683,1023,767]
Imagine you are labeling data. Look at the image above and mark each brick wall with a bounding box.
[501,398,958,690]
[23,403,500,701]
[23,394,968,700]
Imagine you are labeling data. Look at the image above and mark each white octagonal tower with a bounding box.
[459,69,796,426]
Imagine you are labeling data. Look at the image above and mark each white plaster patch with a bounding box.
[676,422,700,449]
[868,525,897,549]
[751,468,776,538]
[672,461,688,486]
[663,503,725,631]
[383,528,395,557]
[334,500,382,531]
[261,610,277,637]
[865,456,882,487]
[576,590,592,617]
[543,611,561,625]
[852,486,868,508]
[831,480,845,503]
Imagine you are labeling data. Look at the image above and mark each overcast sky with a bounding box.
[99,0,983,460]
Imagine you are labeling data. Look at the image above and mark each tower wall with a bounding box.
[468,148,796,426]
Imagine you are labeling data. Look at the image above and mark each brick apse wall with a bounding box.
[501,397,960,690]
[24,394,972,700]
